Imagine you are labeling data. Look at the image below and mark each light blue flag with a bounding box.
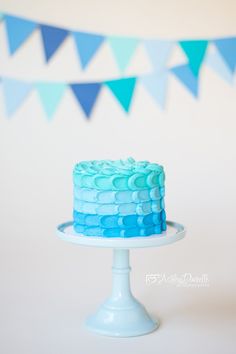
[140,70,168,109]
[72,31,105,69]
[107,36,139,72]
[5,15,37,55]
[1,77,33,116]
[0,12,4,22]
[171,64,198,97]
[36,82,66,119]
[214,37,236,73]
[143,39,173,71]
[205,51,233,84]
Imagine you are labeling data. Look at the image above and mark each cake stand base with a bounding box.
[57,221,185,337]
[85,249,158,337]
[86,298,158,337]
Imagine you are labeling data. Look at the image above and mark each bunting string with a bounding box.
[0,76,138,118]
[0,12,235,118]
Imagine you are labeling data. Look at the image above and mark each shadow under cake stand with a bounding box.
[57,221,186,337]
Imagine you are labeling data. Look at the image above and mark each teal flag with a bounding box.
[105,77,137,112]
[5,15,37,55]
[171,64,198,97]
[1,77,33,116]
[108,36,139,72]
[0,12,4,21]
[36,82,66,119]
[140,71,168,109]
[72,31,105,69]
[179,40,208,76]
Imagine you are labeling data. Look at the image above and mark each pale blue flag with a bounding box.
[107,36,139,72]
[36,82,66,119]
[1,77,33,116]
[205,51,233,84]
[140,70,168,109]
[143,39,173,71]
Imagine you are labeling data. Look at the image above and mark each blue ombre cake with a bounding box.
[73,157,166,237]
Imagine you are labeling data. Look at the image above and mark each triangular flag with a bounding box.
[143,40,173,70]
[205,50,233,84]
[36,82,66,119]
[70,82,102,118]
[72,31,105,69]
[179,40,208,76]
[1,77,33,116]
[5,15,37,55]
[40,24,68,62]
[0,12,4,22]
[171,64,198,97]
[105,77,137,112]
[140,71,168,109]
[214,37,236,73]
[107,36,139,72]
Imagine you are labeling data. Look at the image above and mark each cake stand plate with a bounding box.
[57,221,186,337]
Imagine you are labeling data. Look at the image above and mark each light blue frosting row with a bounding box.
[74,198,164,216]
[74,186,165,204]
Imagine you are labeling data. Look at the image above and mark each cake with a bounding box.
[73,157,166,237]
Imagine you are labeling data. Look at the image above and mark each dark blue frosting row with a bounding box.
[73,210,166,237]
[73,222,167,237]
[73,210,165,227]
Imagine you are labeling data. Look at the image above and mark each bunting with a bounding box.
[72,31,105,69]
[70,83,102,117]
[205,50,233,84]
[0,12,235,119]
[5,15,37,55]
[40,24,69,62]
[140,71,168,109]
[179,40,208,76]
[171,64,199,97]
[107,36,139,72]
[143,40,173,71]
[214,37,236,73]
[0,76,139,118]
[36,82,66,119]
[105,77,137,112]
[0,12,235,76]
[1,77,33,116]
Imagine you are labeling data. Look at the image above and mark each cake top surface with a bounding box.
[74,157,163,176]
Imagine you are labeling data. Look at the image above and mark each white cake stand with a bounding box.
[56,221,186,337]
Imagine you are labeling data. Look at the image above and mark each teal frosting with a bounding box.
[73,157,166,237]
[73,157,165,191]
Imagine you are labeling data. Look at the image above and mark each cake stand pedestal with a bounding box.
[57,221,185,337]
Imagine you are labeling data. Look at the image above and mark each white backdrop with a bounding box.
[0,1,236,353]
